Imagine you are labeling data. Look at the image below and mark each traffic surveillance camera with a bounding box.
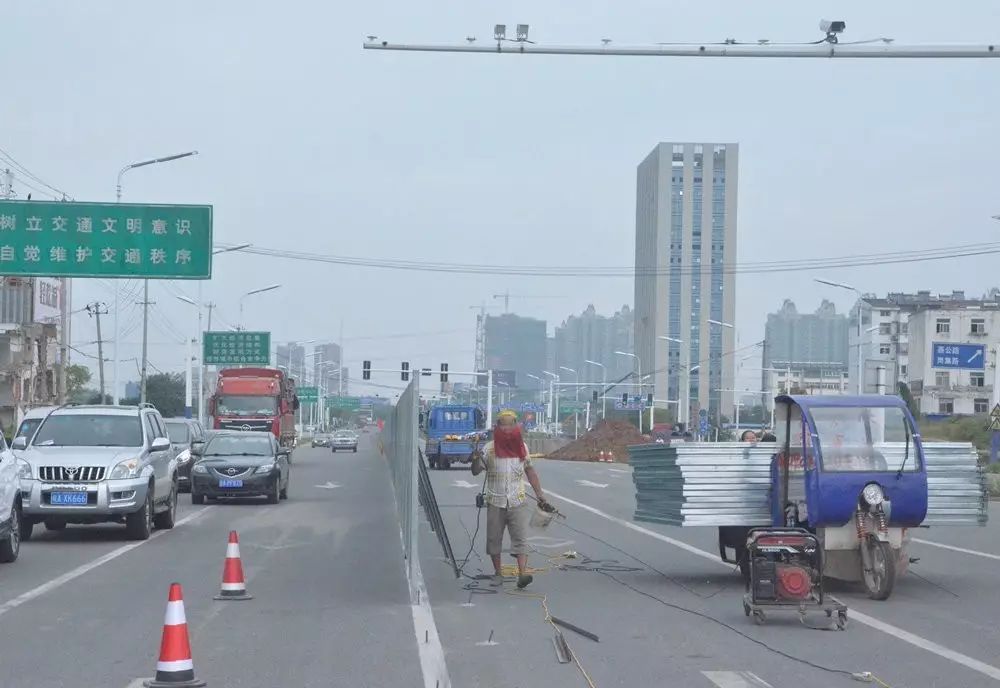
[819,19,846,34]
[494,24,506,40]
[516,24,529,42]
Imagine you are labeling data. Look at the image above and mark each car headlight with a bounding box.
[176,449,192,464]
[192,463,209,474]
[109,458,141,480]
[255,463,277,474]
[862,483,884,506]
[16,458,32,480]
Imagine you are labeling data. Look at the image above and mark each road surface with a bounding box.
[420,457,1000,688]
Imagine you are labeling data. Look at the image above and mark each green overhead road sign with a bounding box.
[297,386,319,401]
[327,396,361,410]
[0,200,212,278]
[203,331,271,366]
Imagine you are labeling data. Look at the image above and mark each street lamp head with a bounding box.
[689,364,701,372]
[559,366,576,374]
[658,336,683,343]
[542,370,559,378]
[707,319,734,328]
[614,350,636,358]
[583,359,605,368]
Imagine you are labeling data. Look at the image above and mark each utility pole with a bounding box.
[202,302,215,422]
[1,168,13,199]
[85,302,109,404]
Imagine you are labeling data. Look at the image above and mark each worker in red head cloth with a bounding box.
[477,410,548,589]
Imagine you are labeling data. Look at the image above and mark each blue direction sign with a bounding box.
[932,342,985,370]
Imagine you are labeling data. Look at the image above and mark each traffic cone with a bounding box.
[214,531,252,601]
[144,583,205,687]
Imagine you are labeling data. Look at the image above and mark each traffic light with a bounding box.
[592,390,599,403]
[401,361,410,381]
[362,360,371,380]
[622,392,628,405]
[647,393,654,406]
[440,363,449,383]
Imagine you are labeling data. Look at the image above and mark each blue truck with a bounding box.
[424,405,487,470]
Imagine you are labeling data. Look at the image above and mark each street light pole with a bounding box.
[115,150,199,406]
[816,278,863,393]
[559,366,579,439]
[239,284,282,331]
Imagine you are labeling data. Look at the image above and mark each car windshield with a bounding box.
[165,422,190,443]
[33,414,143,447]
[335,432,355,439]
[810,406,918,473]
[15,418,42,442]
[216,395,277,416]
[204,435,273,456]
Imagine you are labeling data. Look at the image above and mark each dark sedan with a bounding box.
[190,431,290,504]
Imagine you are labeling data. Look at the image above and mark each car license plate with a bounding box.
[51,492,88,505]
[219,479,243,488]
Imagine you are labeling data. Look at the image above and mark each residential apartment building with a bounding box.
[484,313,547,390]
[551,304,634,389]
[276,342,307,383]
[634,142,738,424]
[852,290,998,394]
[906,306,1000,416]
[312,342,342,394]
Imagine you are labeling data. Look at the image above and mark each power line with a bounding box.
[0,147,72,199]
[217,240,1000,279]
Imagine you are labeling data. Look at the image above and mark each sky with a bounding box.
[3,1,998,398]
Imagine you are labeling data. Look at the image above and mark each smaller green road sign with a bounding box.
[327,396,361,410]
[298,386,319,401]
[203,331,271,366]
[0,200,211,278]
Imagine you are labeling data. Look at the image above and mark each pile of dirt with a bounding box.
[546,420,648,463]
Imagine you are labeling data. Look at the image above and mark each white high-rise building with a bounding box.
[634,142,739,427]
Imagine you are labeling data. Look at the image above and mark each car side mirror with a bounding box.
[151,437,171,452]
[191,441,205,456]
[12,437,27,451]
[278,448,290,457]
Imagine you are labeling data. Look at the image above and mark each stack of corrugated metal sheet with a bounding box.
[630,443,773,527]
[918,442,988,526]
[630,441,988,528]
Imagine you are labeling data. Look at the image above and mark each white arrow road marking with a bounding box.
[702,671,774,688]
[575,479,608,488]
[315,481,341,489]
[526,535,575,549]
[452,479,479,488]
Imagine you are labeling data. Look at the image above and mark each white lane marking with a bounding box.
[451,480,479,488]
[576,479,609,488]
[0,507,213,619]
[410,555,451,687]
[702,671,774,688]
[544,490,1000,683]
[608,468,628,474]
[912,538,1000,562]
[314,481,341,489]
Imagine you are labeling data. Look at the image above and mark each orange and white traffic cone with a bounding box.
[144,583,205,687]
[214,531,252,601]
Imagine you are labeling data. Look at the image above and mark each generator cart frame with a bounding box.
[741,527,848,629]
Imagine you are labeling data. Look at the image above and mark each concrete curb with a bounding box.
[987,473,1000,497]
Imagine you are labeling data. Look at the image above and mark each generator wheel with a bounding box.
[861,537,896,601]
[837,610,848,630]
[752,609,766,625]
[743,601,751,617]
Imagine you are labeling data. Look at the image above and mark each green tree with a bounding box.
[145,373,186,418]
[67,365,92,403]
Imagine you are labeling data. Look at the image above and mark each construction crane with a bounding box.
[492,291,564,313]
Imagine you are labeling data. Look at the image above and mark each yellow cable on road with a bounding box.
[506,588,598,688]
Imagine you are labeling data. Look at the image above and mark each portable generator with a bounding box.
[742,527,848,629]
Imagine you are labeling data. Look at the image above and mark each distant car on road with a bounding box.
[190,431,290,504]
[331,431,358,453]
[1,434,22,563]
[11,406,58,452]
[311,434,331,448]
[164,417,207,493]
[15,405,179,541]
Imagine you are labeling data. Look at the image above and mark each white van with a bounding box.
[0,435,22,563]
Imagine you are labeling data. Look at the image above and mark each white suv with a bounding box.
[15,404,179,541]
[0,435,22,563]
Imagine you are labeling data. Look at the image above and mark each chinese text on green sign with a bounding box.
[0,200,212,278]
[203,331,271,366]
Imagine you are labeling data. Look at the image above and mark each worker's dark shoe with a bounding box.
[516,574,534,590]
[490,574,504,587]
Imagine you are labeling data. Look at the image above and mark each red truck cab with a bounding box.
[209,367,299,447]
